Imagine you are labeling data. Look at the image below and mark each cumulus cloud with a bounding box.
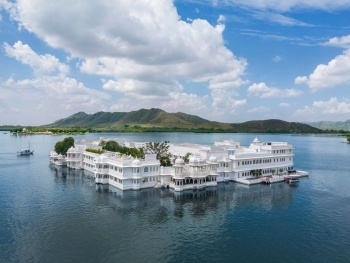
[293,106,315,116]
[247,82,303,98]
[295,48,350,90]
[6,0,247,98]
[313,97,350,114]
[211,89,246,114]
[2,42,110,119]
[293,97,350,117]
[4,41,69,76]
[324,35,350,48]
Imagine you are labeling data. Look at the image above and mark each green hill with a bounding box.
[306,120,350,131]
[46,108,321,133]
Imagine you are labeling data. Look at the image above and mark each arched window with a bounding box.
[144,167,148,172]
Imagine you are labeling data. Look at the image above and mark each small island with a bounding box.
[50,136,308,191]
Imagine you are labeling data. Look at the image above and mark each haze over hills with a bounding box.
[46,108,321,133]
[306,120,350,131]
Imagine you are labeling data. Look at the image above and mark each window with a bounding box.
[144,167,148,172]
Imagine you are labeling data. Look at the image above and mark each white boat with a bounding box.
[17,141,34,155]
[341,139,349,144]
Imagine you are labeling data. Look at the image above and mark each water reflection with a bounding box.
[50,165,295,219]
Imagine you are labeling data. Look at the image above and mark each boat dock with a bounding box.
[233,170,308,185]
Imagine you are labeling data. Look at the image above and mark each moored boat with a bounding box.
[17,141,34,155]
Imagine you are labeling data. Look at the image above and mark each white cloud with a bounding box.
[293,106,315,116]
[247,82,303,98]
[313,97,350,114]
[161,92,207,112]
[188,0,350,12]
[217,15,226,24]
[273,55,282,62]
[1,42,111,123]
[252,11,311,26]
[295,48,350,90]
[293,97,350,117]
[102,79,182,99]
[324,35,350,48]
[4,41,69,76]
[211,89,246,115]
[279,102,290,107]
[247,106,270,113]
[6,0,247,98]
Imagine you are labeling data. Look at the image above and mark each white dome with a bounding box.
[175,158,184,165]
[253,137,260,143]
[132,159,141,166]
[51,151,58,157]
[209,155,217,162]
[189,157,202,165]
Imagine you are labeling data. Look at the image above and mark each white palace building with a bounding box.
[50,138,307,191]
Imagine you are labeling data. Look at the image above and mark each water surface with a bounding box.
[1,133,350,263]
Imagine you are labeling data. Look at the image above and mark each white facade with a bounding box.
[50,137,295,191]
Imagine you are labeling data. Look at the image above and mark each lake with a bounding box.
[1,132,350,263]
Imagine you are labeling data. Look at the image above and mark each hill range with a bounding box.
[306,120,350,131]
[46,108,321,133]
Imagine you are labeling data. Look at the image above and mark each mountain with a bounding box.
[306,120,350,131]
[46,108,321,133]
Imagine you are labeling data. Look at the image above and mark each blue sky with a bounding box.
[0,0,350,125]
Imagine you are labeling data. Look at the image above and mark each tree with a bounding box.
[250,170,257,178]
[183,152,191,164]
[104,140,119,152]
[54,137,74,155]
[160,156,171,166]
[98,140,106,148]
[143,141,171,166]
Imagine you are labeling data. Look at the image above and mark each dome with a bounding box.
[132,159,141,166]
[175,158,184,165]
[253,137,260,143]
[189,156,202,165]
[209,155,217,162]
[51,151,58,157]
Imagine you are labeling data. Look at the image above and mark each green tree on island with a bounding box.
[54,137,74,155]
[183,152,191,164]
[143,141,171,166]
[99,140,144,159]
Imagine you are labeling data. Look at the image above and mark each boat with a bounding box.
[341,139,349,144]
[17,141,34,155]
[284,176,299,184]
